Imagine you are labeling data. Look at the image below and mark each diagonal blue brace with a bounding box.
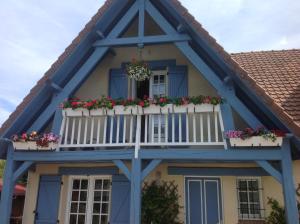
[0,144,17,224]
[281,138,300,224]
[256,160,282,184]
[113,160,131,181]
[141,159,162,181]
[13,161,34,183]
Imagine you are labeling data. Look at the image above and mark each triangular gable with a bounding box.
[1,0,299,145]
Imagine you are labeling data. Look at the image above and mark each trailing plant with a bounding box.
[225,127,286,142]
[0,160,5,178]
[11,131,59,147]
[126,59,152,81]
[142,181,182,224]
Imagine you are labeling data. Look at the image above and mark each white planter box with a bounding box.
[90,108,106,116]
[142,104,172,114]
[173,104,195,113]
[229,136,283,147]
[107,105,139,116]
[63,108,89,117]
[13,141,58,151]
[194,104,218,113]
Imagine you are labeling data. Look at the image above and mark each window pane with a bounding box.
[81,180,88,190]
[73,180,80,189]
[92,215,100,224]
[101,215,108,224]
[249,192,260,203]
[71,203,78,213]
[102,191,110,202]
[250,203,261,214]
[160,75,165,83]
[70,215,77,224]
[94,191,102,201]
[101,203,109,214]
[93,203,100,213]
[154,76,159,84]
[240,203,249,214]
[78,215,85,224]
[72,191,79,201]
[103,180,110,190]
[248,181,259,191]
[79,203,86,213]
[80,191,87,201]
[238,181,247,190]
[239,192,248,202]
[95,180,103,189]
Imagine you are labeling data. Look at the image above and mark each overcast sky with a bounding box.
[0,0,299,127]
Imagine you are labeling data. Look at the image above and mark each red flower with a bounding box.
[139,101,145,107]
[21,133,28,140]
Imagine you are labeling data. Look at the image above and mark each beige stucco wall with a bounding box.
[22,160,300,224]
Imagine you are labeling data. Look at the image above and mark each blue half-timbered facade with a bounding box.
[0,1,299,224]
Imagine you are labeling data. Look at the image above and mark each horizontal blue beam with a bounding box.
[139,149,282,161]
[168,166,270,176]
[94,34,191,47]
[58,166,118,175]
[13,150,134,162]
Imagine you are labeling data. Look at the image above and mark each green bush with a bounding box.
[142,181,182,224]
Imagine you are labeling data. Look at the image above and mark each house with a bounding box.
[0,179,26,224]
[0,0,299,223]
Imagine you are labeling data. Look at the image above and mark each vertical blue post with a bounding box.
[281,138,300,224]
[130,158,142,224]
[52,108,63,135]
[220,102,235,131]
[0,144,16,224]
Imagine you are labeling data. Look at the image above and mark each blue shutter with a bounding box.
[35,175,61,224]
[108,69,128,143]
[168,66,188,142]
[110,175,130,224]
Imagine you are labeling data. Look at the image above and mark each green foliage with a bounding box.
[266,198,286,224]
[0,160,5,178]
[142,181,182,224]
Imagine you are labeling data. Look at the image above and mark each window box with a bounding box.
[194,104,218,113]
[13,141,57,151]
[90,108,106,116]
[173,104,194,113]
[229,136,283,147]
[142,104,172,114]
[63,108,89,117]
[107,105,139,116]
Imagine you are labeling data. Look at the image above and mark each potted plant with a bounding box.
[12,132,59,150]
[225,127,285,147]
[61,98,89,116]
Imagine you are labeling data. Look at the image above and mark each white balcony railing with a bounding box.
[59,104,227,156]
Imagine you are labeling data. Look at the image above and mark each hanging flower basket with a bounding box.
[126,60,152,81]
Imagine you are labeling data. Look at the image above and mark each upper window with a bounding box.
[66,176,111,224]
[237,178,264,220]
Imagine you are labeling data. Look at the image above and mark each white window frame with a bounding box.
[65,175,112,224]
[236,177,264,220]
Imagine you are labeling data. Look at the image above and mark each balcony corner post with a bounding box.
[281,137,300,224]
[0,144,17,224]
[130,158,142,224]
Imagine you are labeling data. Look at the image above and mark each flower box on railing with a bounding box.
[229,136,283,147]
[63,108,89,117]
[173,104,218,113]
[13,141,58,151]
[107,105,139,115]
[141,104,172,114]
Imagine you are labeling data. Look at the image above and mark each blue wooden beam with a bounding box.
[138,0,145,38]
[28,1,140,132]
[0,145,16,224]
[94,34,191,47]
[168,166,271,176]
[13,149,134,162]
[51,108,63,135]
[13,161,34,183]
[281,138,300,223]
[130,158,142,224]
[220,102,235,131]
[113,160,131,181]
[46,79,63,92]
[141,159,162,181]
[140,149,282,161]
[145,0,262,128]
[256,161,282,184]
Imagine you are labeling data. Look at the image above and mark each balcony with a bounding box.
[59,104,226,153]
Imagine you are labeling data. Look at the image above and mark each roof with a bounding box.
[1,0,300,138]
[0,179,26,196]
[231,50,300,136]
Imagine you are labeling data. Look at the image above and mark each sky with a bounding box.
[0,0,299,127]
